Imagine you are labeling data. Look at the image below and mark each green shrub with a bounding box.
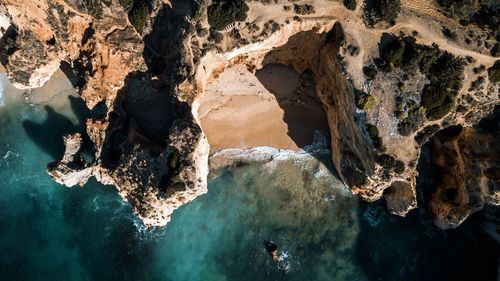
[379,34,441,73]
[488,60,500,83]
[364,0,401,26]
[394,160,405,174]
[420,52,465,120]
[363,65,377,78]
[491,43,500,57]
[469,76,485,91]
[378,34,464,121]
[380,36,405,68]
[128,0,149,33]
[207,0,249,31]
[420,86,455,120]
[414,124,440,145]
[343,0,357,10]
[427,52,465,91]
[378,154,405,174]
[397,105,425,136]
[436,0,499,30]
[366,124,384,150]
[119,0,134,11]
[293,4,315,15]
[118,0,149,33]
[441,26,457,40]
[356,94,376,110]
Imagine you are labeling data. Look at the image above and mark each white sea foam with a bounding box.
[0,13,10,37]
[277,251,292,273]
[211,131,332,164]
[0,73,7,106]
[1,150,19,167]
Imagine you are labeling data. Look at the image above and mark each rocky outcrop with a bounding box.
[426,109,499,229]
[1,0,207,227]
[47,133,93,187]
[2,0,498,229]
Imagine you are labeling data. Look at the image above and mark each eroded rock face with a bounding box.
[426,109,499,229]
[47,133,93,187]
[2,0,207,227]
[2,0,498,229]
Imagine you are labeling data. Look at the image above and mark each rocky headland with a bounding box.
[0,0,498,230]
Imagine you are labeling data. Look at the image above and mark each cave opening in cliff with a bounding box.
[196,62,330,151]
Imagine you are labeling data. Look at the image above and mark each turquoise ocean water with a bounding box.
[0,75,498,281]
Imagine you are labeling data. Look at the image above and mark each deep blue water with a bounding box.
[0,77,498,281]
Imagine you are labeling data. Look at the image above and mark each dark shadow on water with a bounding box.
[355,143,500,281]
[60,178,157,281]
[355,203,499,281]
[22,95,91,161]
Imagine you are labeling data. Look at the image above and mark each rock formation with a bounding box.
[0,0,498,228]
[425,108,499,229]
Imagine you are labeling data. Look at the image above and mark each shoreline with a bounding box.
[196,63,331,152]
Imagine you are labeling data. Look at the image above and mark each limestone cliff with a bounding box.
[0,0,498,229]
[425,108,499,229]
[0,0,208,226]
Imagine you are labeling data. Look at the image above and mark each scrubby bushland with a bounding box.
[441,26,457,40]
[436,0,499,30]
[363,65,377,79]
[366,124,384,151]
[343,0,356,10]
[469,76,485,91]
[379,34,465,122]
[118,0,133,10]
[129,1,149,33]
[356,93,376,110]
[207,0,249,31]
[491,43,500,57]
[380,34,441,74]
[118,0,150,33]
[397,101,426,136]
[293,4,315,15]
[488,60,500,83]
[364,0,401,27]
[79,0,112,18]
[421,53,465,120]
[378,154,405,174]
[414,125,440,145]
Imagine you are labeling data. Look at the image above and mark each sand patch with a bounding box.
[197,63,330,152]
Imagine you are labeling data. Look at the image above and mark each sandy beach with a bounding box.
[196,63,330,152]
[0,65,81,123]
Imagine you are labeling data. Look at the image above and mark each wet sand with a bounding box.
[0,67,81,123]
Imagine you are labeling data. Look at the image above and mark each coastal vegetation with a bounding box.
[343,0,356,10]
[415,125,440,145]
[119,0,150,33]
[488,60,500,83]
[80,0,112,18]
[362,65,377,79]
[377,34,465,127]
[378,154,405,174]
[356,93,376,110]
[293,4,315,15]
[363,0,401,26]
[436,0,499,30]
[366,124,384,151]
[207,0,249,31]
[396,100,425,136]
